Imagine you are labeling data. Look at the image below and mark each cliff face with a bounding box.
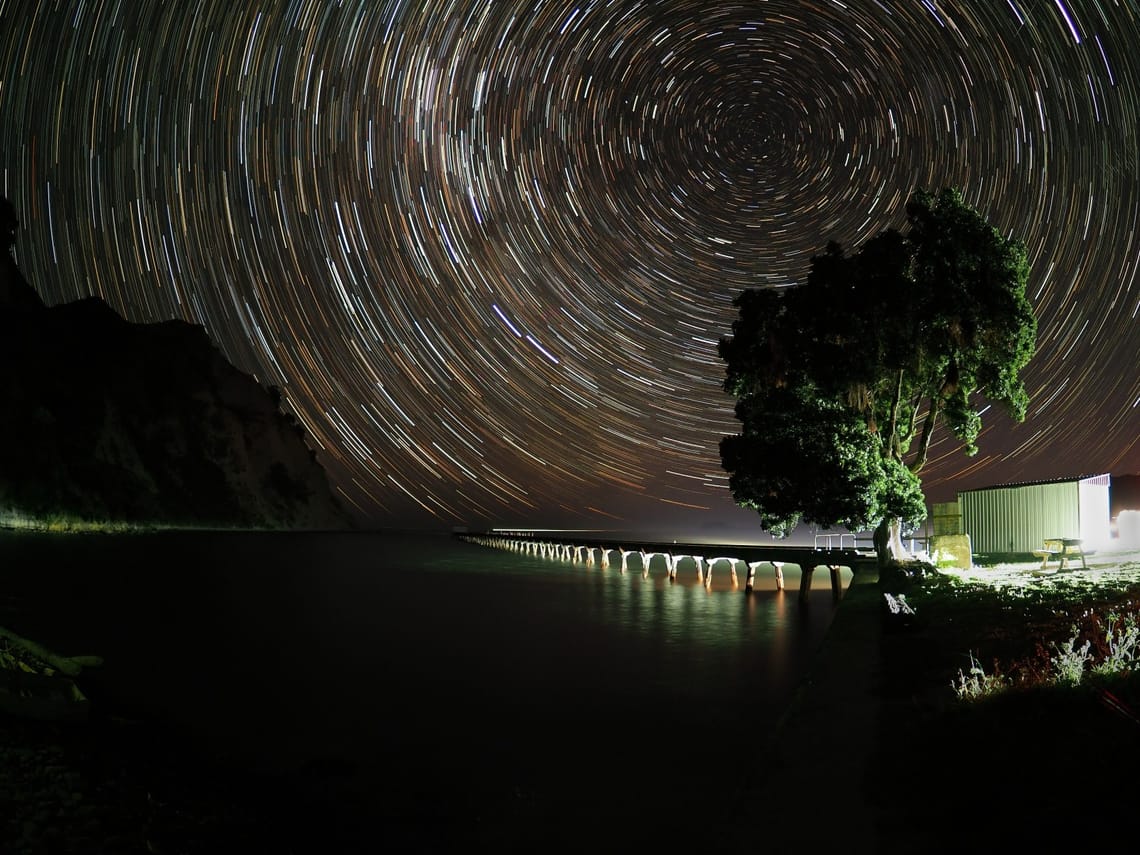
[0,253,353,530]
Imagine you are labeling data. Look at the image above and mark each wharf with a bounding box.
[465,529,886,850]
[463,531,878,597]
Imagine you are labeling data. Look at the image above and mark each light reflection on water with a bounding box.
[479,544,848,698]
[0,530,845,816]
[480,542,850,634]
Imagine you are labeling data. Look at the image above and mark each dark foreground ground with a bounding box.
[1,712,323,854]
[737,562,1140,854]
[5,560,1140,854]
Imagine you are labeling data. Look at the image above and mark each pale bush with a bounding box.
[1090,611,1140,677]
[1050,631,1091,687]
[951,652,1006,700]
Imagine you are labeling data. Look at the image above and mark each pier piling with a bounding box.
[458,533,870,601]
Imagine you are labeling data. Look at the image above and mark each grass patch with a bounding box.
[901,549,1140,689]
[871,550,1140,848]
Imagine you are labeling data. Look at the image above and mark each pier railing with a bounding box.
[815,532,931,556]
[814,533,857,550]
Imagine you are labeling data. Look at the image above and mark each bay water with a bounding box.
[1,530,848,849]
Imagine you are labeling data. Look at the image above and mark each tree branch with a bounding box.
[885,368,904,461]
[910,398,941,474]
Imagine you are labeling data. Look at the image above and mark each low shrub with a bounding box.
[1050,631,1091,687]
[1090,611,1140,676]
[951,652,1006,700]
[954,600,1140,701]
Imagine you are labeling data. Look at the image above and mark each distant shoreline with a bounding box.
[0,518,354,535]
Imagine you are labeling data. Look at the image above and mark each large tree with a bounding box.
[719,188,1037,565]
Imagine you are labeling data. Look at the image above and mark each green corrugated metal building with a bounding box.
[958,474,1111,555]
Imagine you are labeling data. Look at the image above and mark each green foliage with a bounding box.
[720,384,890,536]
[719,187,1036,548]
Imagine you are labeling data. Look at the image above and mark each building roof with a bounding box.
[958,473,1111,494]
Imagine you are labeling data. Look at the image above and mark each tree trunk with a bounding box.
[873,517,912,568]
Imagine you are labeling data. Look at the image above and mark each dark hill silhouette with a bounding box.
[0,199,352,530]
[0,197,45,314]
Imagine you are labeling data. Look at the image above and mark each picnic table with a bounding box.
[1033,537,1090,570]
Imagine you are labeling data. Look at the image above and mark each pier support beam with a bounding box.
[459,535,860,604]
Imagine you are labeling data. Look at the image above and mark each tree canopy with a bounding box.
[719,188,1037,556]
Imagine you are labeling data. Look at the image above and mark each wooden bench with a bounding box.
[1033,538,1089,570]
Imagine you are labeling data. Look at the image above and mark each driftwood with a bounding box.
[0,625,103,676]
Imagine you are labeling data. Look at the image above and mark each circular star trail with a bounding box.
[2,0,1138,533]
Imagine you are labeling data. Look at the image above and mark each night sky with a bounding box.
[1,1,1138,536]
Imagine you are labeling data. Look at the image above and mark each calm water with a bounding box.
[1,530,846,848]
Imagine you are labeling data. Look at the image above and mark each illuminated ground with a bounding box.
[942,546,1140,593]
[894,546,1140,690]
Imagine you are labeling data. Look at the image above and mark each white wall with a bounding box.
[1118,510,1140,550]
[1078,476,1112,550]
